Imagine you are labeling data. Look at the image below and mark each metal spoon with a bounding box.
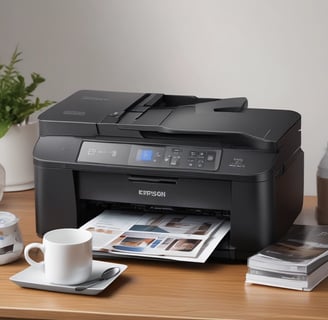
[75,266,121,291]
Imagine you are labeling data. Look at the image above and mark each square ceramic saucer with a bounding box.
[10,260,127,295]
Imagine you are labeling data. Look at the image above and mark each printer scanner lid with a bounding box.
[39,90,301,151]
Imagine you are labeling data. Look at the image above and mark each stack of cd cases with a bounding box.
[245,224,328,291]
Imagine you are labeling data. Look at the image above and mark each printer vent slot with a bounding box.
[108,203,230,219]
[128,176,177,185]
[78,199,230,223]
[77,199,231,228]
[141,131,275,151]
[141,131,225,144]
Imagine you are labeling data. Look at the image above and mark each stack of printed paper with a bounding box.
[80,210,230,263]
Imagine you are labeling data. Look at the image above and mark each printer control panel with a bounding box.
[78,142,221,171]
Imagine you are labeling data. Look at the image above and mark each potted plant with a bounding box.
[0,47,54,192]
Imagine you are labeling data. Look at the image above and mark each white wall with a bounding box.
[1,0,327,195]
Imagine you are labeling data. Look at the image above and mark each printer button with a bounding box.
[172,148,182,155]
[197,160,205,168]
[170,156,180,166]
[187,158,195,167]
[206,152,216,162]
[164,155,171,163]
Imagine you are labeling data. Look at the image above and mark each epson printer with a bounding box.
[33,90,304,260]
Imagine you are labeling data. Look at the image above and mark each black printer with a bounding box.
[33,90,304,260]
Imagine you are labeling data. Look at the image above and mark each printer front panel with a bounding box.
[78,171,231,213]
[34,159,280,260]
[34,136,286,245]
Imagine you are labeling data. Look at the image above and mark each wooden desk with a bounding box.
[0,192,327,320]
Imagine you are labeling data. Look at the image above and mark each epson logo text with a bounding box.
[138,190,166,198]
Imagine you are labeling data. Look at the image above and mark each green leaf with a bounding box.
[0,121,11,138]
[0,47,55,135]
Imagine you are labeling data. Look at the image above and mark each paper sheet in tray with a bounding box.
[80,210,230,263]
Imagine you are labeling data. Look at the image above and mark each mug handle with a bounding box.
[24,243,45,267]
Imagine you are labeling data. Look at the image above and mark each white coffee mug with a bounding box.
[24,228,93,285]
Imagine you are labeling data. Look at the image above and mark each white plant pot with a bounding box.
[0,122,39,192]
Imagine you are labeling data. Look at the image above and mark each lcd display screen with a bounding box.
[136,149,153,162]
